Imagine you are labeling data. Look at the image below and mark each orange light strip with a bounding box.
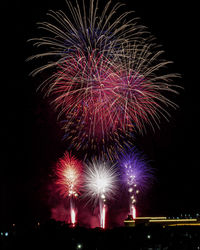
[149,219,197,223]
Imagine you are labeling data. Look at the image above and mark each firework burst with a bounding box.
[119,148,154,218]
[83,159,118,228]
[55,152,83,225]
[28,0,180,158]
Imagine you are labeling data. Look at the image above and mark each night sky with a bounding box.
[1,0,199,226]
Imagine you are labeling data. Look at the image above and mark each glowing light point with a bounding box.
[128,187,133,193]
[77,244,82,249]
[101,194,105,199]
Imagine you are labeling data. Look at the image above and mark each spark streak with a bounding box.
[131,205,136,219]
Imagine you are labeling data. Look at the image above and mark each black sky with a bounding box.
[1,0,200,226]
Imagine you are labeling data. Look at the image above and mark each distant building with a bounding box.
[124,216,200,227]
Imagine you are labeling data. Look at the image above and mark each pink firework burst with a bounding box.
[49,51,124,138]
[55,152,83,198]
[28,0,181,158]
[50,48,178,138]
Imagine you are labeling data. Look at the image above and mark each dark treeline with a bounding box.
[1,219,200,250]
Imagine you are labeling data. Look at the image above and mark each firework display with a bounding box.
[119,148,154,217]
[55,152,83,225]
[84,159,118,228]
[28,0,181,228]
[28,0,180,159]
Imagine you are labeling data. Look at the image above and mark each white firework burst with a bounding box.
[83,159,119,205]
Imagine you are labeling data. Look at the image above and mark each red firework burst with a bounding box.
[29,1,180,159]
[50,49,176,138]
[55,152,83,198]
[51,51,123,138]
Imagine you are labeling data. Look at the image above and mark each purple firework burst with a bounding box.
[118,148,154,216]
[119,148,154,190]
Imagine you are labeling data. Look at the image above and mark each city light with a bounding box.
[77,244,82,249]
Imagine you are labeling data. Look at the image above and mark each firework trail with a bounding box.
[118,148,154,218]
[28,0,180,159]
[84,159,118,228]
[55,152,83,225]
